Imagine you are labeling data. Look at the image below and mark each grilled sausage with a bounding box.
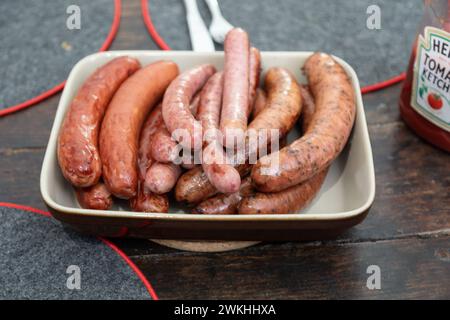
[239,83,328,214]
[163,64,216,151]
[248,67,302,139]
[150,93,201,163]
[136,104,164,179]
[175,163,251,204]
[58,56,140,187]
[238,169,328,214]
[99,60,179,199]
[248,47,261,113]
[246,67,302,161]
[220,28,250,149]
[251,53,355,192]
[192,177,254,214]
[130,103,169,213]
[250,88,267,120]
[75,182,113,210]
[174,85,288,205]
[299,85,315,135]
[198,72,241,193]
[130,186,169,213]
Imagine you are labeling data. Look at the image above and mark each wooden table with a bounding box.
[0,0,448,299]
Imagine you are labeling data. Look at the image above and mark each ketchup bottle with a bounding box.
[399,0,450,152]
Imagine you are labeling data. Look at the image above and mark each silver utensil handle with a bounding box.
[183,0,215,52]
[204,0,222,19]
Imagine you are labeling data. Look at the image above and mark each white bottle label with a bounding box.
[411,26,450,132]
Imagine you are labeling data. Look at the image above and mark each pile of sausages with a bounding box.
[57,28,356,215]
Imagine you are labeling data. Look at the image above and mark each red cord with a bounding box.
[141,0,171,50]
[141,0,406,94]
[0,0,122,117]
[100,238,159,300]
[361,72,406,94]
[0,202,159,300]
[0,202,51,217]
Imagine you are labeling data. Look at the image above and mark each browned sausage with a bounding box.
[163,64,216,151]
[174,130,290,206]
[130,186,169,213]
[58,57,140,187]
[130,103,169,213]
[250,88,267,120]
[246,67,302,161]
[248,67,302,138]
[238,169,328,214]
[239,85,328,214]
[136,104,164,179]
[251,53,356,192]
[198,71,241,193]
[175,163,251,204]
[192,177,254,214]
[75,182,113,210]
[100,61,179,199]
[174,88,288,205]
[299,85,315,135]
[248,47,261,114]
[220,28,250,149]
[175,69,298,204]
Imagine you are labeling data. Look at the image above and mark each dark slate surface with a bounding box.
[146,0,423,87]
[0,206,151,300]
[0,0,116,110]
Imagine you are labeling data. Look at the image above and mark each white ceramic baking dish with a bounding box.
[40,50,375,241]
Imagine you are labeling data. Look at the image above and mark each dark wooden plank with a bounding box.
[340,119,450,240]
[132,236,450,299]
[363,84,404,126]
[0,148,44,207]
[0,95,59,149]
[110,0,160,51]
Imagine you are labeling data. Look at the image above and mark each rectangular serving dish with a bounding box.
[40,50,375,241]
